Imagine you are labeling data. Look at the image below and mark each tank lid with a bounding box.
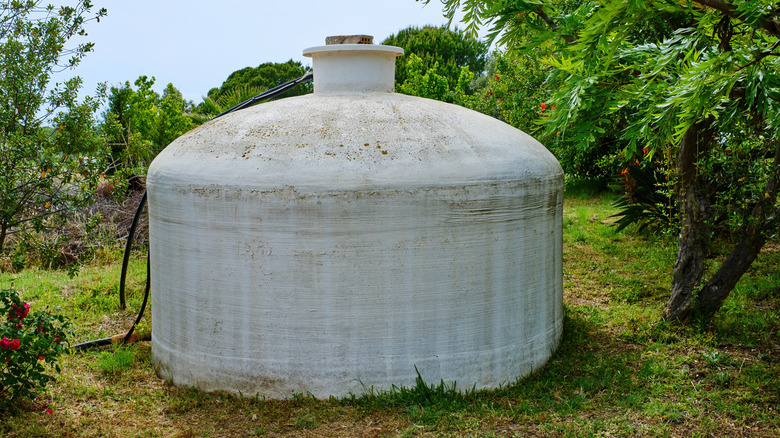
[303,35,403,94]
[302,44,403,57]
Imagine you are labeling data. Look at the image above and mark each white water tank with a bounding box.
[147,36,563,399]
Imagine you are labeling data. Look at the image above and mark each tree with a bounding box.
[101,76,194,175]
[157,83,193,148]
[196,60,311,116]
[382,25,489,90]
[464,51,551,136]
[102,81,133,162]
[397,53,456,101]
[0,1,106,254]
[424,0,780,322]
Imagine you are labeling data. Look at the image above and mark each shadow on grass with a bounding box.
[348,305,646,426]
[489,305,641,418]
[564,177,612,199]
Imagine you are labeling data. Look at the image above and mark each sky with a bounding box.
[57,0,468,106]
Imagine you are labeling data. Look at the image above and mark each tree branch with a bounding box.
[694,0,736,16]
[733,40,780,72]
[694,0,780,38]
[536,7,578,44]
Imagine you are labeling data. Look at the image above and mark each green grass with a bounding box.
[0,257,149,341]
[98,345,136,374]
[0,188,778,437]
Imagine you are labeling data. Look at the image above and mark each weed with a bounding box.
[247,426,266,436]
[571,227,589,243]
[98,344,135,374]
[699,349,737,369]
[294,409,318,429]
[714,371,731,387]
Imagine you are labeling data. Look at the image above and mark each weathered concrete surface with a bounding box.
[147,43,563,399]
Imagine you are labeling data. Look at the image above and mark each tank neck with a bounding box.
[302,44,404,94]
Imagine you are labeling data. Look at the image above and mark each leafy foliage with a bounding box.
[611,164,676,234]
[463,50,550,135]
[0,288,69,410]
[101,76,194,179]
[0,1,107,255]
[194,85,267,120]
[382,25,488,90]
[396,53,475,102]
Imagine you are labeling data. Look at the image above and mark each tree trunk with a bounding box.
[665,124,780,322]
[664,119,715,321]
[695,228,765,318]
[0,221,7,255]
[690,139,780,321]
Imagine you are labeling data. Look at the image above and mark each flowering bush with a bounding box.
[0,288,69,409]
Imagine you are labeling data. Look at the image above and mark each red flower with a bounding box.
[39,356,45,361]
[46,409,53,414]
[642,148,649,154]
[8,338,20,351]
[0,337,9,349]
[540,103,547,110]
[8,302,30,321]
[495,74,500,80]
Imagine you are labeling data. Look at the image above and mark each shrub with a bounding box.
[0,288,69,410]
[611,164,677,234]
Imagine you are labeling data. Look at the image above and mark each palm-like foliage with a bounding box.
[189,85,268,124]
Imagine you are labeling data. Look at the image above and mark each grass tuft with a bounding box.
[98,344,136,374]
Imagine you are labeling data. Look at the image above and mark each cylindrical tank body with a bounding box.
[147,39,563,398]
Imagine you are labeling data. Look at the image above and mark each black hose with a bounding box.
[123,252,150,343]
[214,71,313,118]
[71,336,112,350]
[119,191,147,309]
